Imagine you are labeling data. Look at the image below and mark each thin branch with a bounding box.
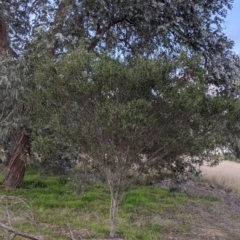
[0,102,6,120]
[87,16,126,51]
[0,108,15,125]
[2,196,35,220]
[0,222,40,240]
[5,198,12,228]
[63,217,77,240]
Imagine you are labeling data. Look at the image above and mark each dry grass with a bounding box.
[201,160,240,196]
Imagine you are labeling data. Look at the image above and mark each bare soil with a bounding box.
[160,180,240,240]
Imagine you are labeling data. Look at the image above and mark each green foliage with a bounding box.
[0,0,239,155]
[26,48,238,171]
[0,1,239,236]
[23,49,240,238]
[1,0,239,87]
[1,0,239,171]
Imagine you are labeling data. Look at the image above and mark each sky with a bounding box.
[225,0,240,54]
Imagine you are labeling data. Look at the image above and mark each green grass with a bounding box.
[0,167,219,240]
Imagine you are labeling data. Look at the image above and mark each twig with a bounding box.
[0,195,42,239]
[5,198,12,228]
[1,195,35,220]
[0,222,40,240]
[10,234,17,239]
[63,217,78,240]
[86,230,93,240]
[66,222,76,240]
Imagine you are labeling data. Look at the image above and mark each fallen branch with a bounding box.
[0,222,40,240]
[63,217,77,240]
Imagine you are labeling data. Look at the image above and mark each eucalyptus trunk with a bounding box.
[3,131,30,188]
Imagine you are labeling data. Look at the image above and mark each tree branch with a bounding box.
[0,222,41,240]
[87,16,126,51]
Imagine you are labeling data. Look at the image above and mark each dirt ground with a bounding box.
[79,180,240,240]
[1,165,240,240]
[159,180,240,240]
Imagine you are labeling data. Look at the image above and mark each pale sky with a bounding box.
[225,0,240,54]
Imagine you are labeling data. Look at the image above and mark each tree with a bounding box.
[0,0,70,187]
[0,10,31,188]
[32,0,239,87]
[1,0,240,188]
[25,48,240,237]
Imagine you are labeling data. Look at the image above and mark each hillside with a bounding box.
[0,166,240,240]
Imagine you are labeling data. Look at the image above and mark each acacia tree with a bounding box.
[1,0,240,188]
[25,48,240,237]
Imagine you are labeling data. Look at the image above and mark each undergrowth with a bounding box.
[0,166,219,240]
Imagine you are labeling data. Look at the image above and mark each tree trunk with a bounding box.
[1,16,29,189]
[3,130,30,188]
[109,192,119,238]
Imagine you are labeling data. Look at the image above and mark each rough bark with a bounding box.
[3,130,30,188]
[0,15,17,57]
[0,16,9,52]
[0,16,28,189]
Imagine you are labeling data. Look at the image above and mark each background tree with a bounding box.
[0,0,71,187]
[25,48,240,237]
[35,0,239,87]
[0,8,31,188]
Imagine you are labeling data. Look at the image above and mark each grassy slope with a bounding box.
[0,167,220,240]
